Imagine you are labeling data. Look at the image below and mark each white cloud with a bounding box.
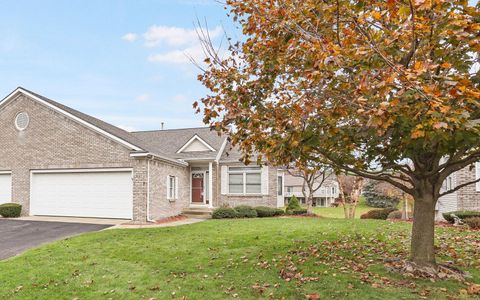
[122,33,138,42]
[135,93,151,102]
[148,44,207,64]
[143,25,222,48]
[172,93,189,102]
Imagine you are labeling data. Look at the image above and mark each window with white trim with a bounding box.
[277,176,283,196]
[442,174,455,192]
[228,167,261,194]
[167,175,178,200]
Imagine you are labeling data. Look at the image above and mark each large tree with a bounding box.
[195,0,480,271]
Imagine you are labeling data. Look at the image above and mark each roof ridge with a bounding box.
[131,126,214,133]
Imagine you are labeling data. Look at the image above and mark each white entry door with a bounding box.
[31,170,133,219]
[0,173,12,204]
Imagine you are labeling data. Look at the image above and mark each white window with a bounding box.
[476,162,480,192]
[443,175,455,192]
[228,167,261,194]
[286,186,293,193]
[277,176,283,196]
[167,175,178,200]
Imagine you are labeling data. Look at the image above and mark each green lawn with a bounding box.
[313,198,373,218]
[0,218,478,299]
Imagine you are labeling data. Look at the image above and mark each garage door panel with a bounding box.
[31,171,133,219]
[0,174,12,204]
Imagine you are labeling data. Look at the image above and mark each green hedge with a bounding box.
[212,207,238,219]
[360,208,397,220]
[0,203,22,218]
[289,209,308,216]
[443,211,480,224]
[255,206,284,217]
[235,206,258,218]
[212,206,285,219]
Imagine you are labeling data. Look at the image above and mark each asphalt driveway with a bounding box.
[0,219,112,260]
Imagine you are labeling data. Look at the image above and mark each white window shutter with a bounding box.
[175,177,179,199]
[261,165,269,195]
[476,162,480,192]
[221,165,228,195]
[166,176,171,199]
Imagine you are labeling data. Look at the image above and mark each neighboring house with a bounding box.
[436,164,480,220]
[0,87,284,222]
[283,172,339,207]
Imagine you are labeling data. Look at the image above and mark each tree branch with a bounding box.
[439,177,480,197]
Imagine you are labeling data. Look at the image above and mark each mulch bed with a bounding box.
[155,215,187,224]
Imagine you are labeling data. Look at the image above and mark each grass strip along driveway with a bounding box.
[0,218,478,299]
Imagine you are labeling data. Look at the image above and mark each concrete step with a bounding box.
[182,208,213,219]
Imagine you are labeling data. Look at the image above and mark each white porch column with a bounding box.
[208,162,213,208]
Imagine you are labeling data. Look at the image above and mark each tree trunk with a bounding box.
[410,191,437,267]
[306,194,314,215]
[350,204,357,219]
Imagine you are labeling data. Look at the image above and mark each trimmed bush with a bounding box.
[290,209,308,216]
[465,217,480,229]
[387,210,402,220]
[442,211,480,224]
[254,206,285,217]
[286,195,302,213]
[0,203,22,218]
[363,181,400,208]
[360,208,397,220]
[234,206,257,218]
[212,207,237,219]
[255,206,276,217]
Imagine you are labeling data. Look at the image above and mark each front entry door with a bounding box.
[192,173,204,203]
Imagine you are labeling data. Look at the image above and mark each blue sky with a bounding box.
[0,1,477,131]
[0,0,235,131]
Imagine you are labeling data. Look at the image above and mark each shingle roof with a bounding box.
[9,88,186,165]
[6,88,230,165]
[131,127,226,160]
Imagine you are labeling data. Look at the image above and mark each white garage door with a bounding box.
[0,173,12,204]
[31,170,133,219]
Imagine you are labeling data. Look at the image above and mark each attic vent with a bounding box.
[15,112,30,131]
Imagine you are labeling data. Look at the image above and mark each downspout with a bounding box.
[146,158,153,222]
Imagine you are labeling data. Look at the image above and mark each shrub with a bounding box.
[464,217,480,229]
[254,207,285,217]
[360,208,397,220]
[212,207,238,219]
[387,210,402,220]
[0,203,22,218]
[442,211,480,224]
[234,206,257,218]
[363,181,400,208]
[255,206,276,217]
[286,195,302,213]
[290,209,308,216]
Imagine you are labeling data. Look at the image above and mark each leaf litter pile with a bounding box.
[273,225,479,298]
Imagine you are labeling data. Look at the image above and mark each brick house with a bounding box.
[0,87,285,222]
[436,164,480,219]
[283,172,339,207]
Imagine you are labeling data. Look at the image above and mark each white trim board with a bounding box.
[30,168,133,174]
[177,134,216,153]
[0,88,143,151]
